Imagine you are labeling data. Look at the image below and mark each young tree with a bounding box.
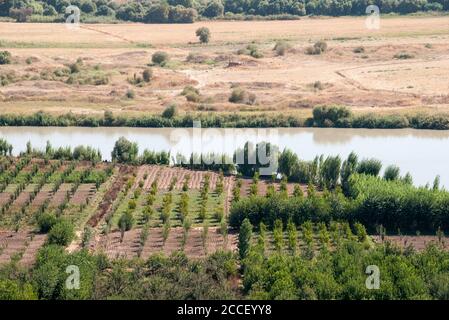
[47,220,75,246]
[273,219,284,252]
[152,51,169,66]
[111,137,138,163]
[0,51,11,65]
[196,27,211,44]
[239,218,253,260]
[162,104,177,119]
[287,219,297,254]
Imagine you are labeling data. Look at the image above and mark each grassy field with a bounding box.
[1,16,449,120]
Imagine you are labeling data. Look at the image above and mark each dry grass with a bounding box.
[1,16,449,117]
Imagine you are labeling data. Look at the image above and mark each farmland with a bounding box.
[0,153,448,269]
[0,155,306,265]
[1,16,449,125]
[1,153,449,300]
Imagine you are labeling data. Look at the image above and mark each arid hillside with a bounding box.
[1,16,449,118]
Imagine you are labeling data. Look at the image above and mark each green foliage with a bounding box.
[196,27,211,43]
[162,104,177,119]
[312,105,352,127]
[242,238,447,300]
[229,87,256,105]
[239,218,253,260]
[119,211,134,231]
[37,212,58,233]
[274,40,291,56]
[0,280,37,300]
[47,220,75,246]
[142,68,153,82]
[0,51,11,65]
[357,158,382,176]
[306,40,328,55]
[152,51,169,66]
[384,165,401,181]
[347,173,449,232]
[111,137,139,163]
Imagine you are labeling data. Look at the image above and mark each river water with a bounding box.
[0,126,448,187]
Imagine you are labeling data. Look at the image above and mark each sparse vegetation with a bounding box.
[305,40,328,55]
[152,51,169,66]
[196,27,211,44]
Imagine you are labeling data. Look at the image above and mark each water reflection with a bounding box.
[0,126,448,187]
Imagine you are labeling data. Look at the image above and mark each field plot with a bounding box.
[0,230,46,267]
[373,235,449,251]
[1,17,449,118]
[2,156,448,268]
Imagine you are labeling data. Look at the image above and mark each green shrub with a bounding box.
[0,51,11,65]
[119,211,134,231]
[125,89,135,99]
[152,51,169,66]
[357,159,382,176]
[274,41,290,56]
[37,213,58,233]
[162,104,177,119]
[229,87,256,105]
[305,41,328,55]
[196,27,211,44]
[384,165,401,181]
[394,52,414,59]
[142,68,153,82]
[47,220,75,246]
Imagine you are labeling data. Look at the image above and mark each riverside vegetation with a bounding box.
[1,106,449,129]
[1,138,449,299]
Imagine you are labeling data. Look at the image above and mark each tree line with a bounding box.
[1,0,448,23]
[1,109,449,130]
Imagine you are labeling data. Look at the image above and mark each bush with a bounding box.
[312,106,352,127]
[274,41,290,56]
[196,27,211,44]
[119,211,134,231]
[111,136,139,163]
[142,68,153,82]
[203,1,224,18]
[229,88,256,105]
[81,0,97,14]
[125,89,135,99]
[97,5,115,16]
[306,41,328,55]
[37,213,58,233]
[384,165,401,181]
[0,51,12,65]
[47,220,75,246]
[357,159,382,176]
[162,104,177,119]
[152,51,169,66]
[239,218,252,260]
[394,52,415,60]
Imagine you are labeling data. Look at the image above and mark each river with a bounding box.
[0,126,448,187]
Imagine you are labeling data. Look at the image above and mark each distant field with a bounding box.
[1,16,449,118]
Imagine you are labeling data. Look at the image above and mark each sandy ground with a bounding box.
[1,16,449,116]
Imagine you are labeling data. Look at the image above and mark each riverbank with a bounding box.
[1,126,448,187]
[1,108,449,130]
